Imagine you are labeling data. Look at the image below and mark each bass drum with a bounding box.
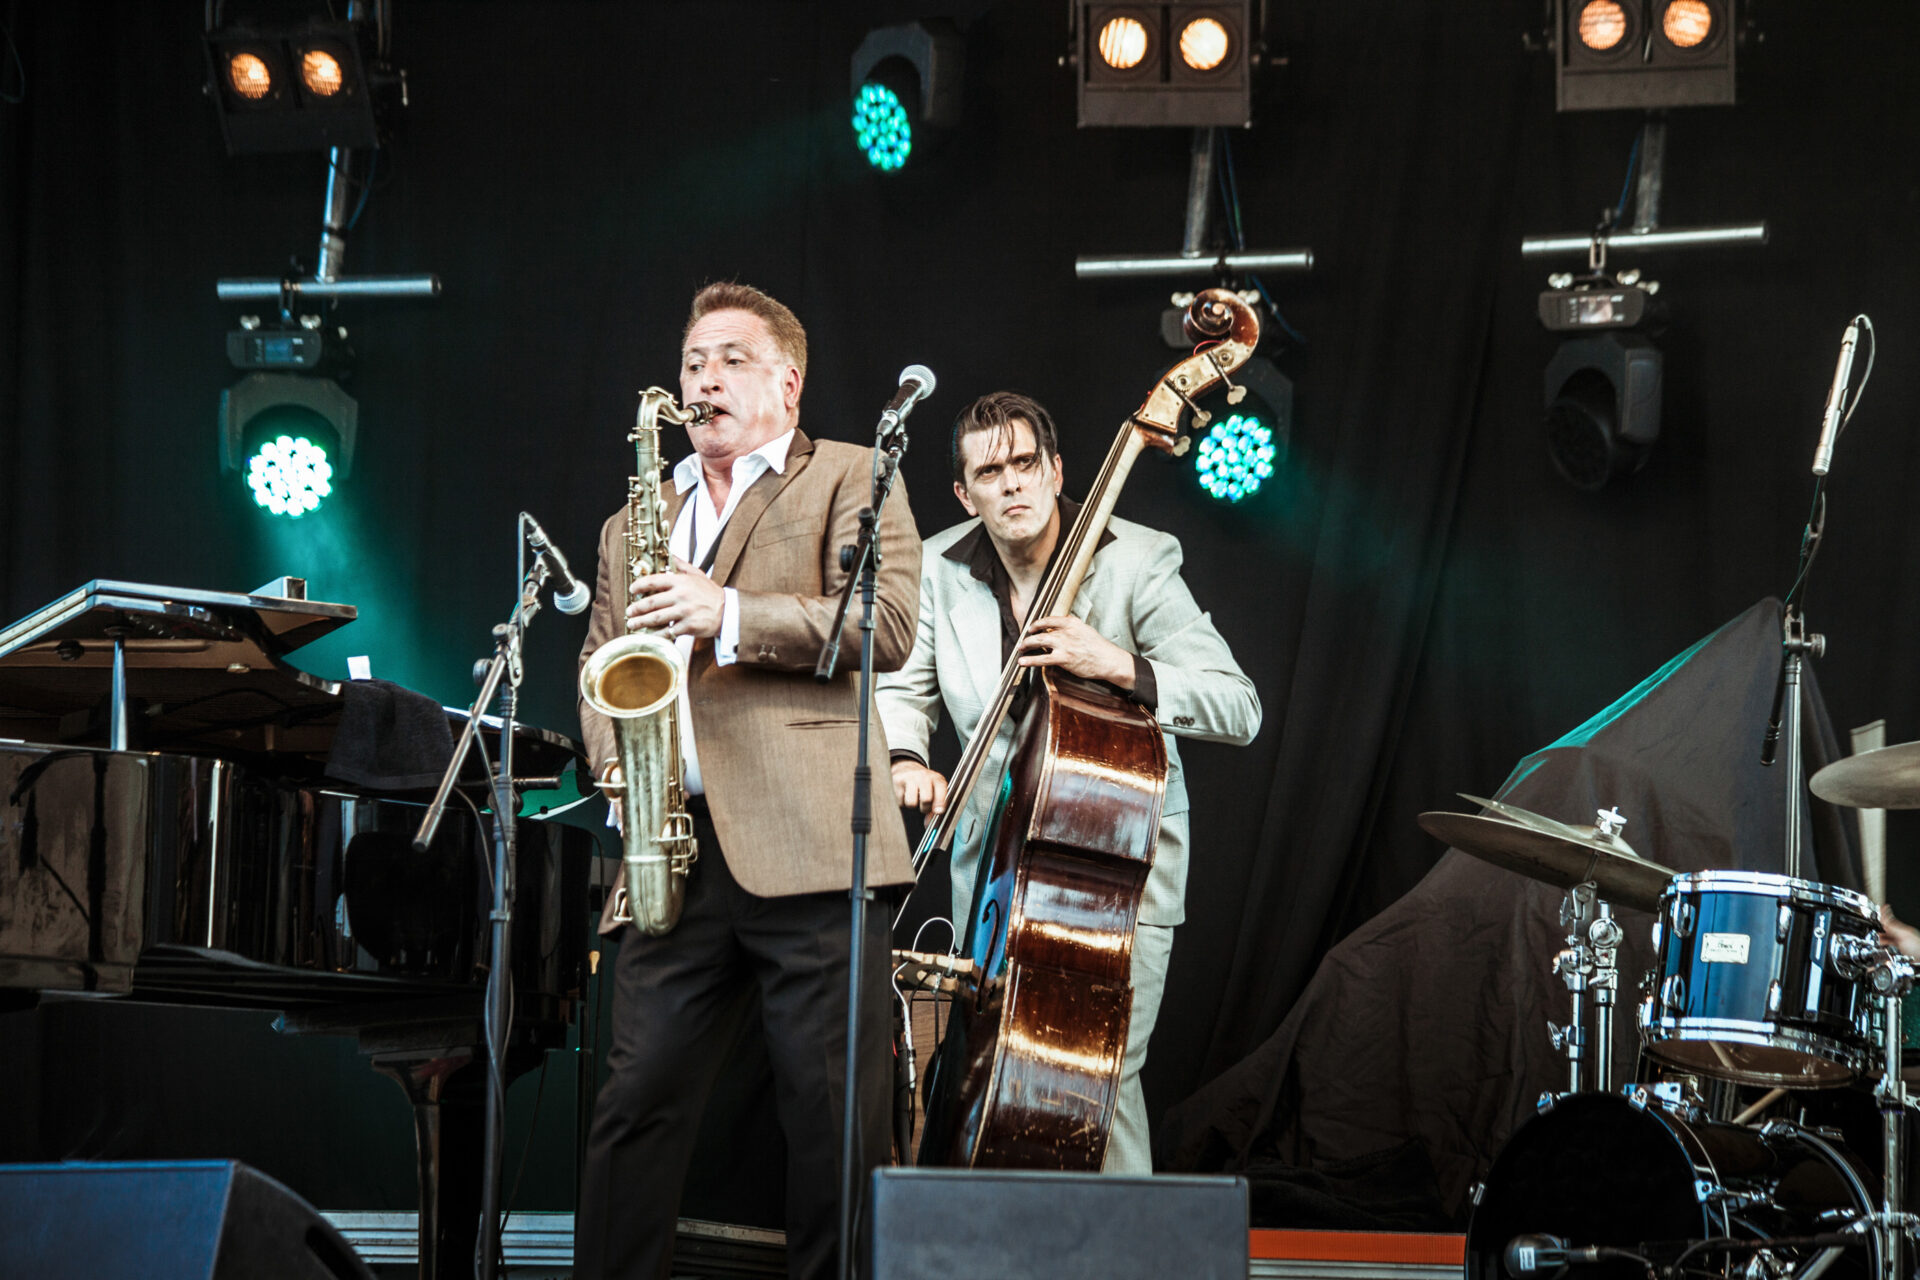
[1466,1091,1880,1280]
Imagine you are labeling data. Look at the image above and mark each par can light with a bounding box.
[1556,0,1734,109]
[220,371,357,518]
[1577,0,1629,52]
[852,82,912,171]
[1662,0,1715,48]
[1178,16,1231,71]
[1195,414,1276,503]
[1100,16,1152,69]
[204,20,382,153]
[848,20,963,173]
[227,51,275,100]
[247,435,335,518]
[1080,3,1252,126]
[299,47,345,97]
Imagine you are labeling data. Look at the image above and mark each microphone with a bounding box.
[1811,320,1861,476]
[523,513,592,615]
[878,364,937,438]
[1502,1234,1629,1279]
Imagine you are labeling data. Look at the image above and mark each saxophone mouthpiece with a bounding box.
[686,401,718,425]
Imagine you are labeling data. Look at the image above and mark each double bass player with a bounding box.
[877,389,1262,1174]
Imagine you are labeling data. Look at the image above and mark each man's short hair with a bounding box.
[684,282,808,381]
[951,391,1060,485]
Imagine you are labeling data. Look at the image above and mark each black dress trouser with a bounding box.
[574,802,894,1280]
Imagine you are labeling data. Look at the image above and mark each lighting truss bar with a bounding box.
[1075,249,1314,280]
[1520,222,1767,258]
[217,274,442,300]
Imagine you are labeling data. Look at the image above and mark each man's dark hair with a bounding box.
[950,391,1060,484]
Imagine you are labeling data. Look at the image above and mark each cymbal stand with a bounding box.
[1549,883,1622,1095]
[1836,935,1920,1280]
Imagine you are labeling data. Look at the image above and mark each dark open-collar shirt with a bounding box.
[892,495,1157,767]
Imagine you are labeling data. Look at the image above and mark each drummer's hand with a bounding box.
[892,759,948,817]
[1879,904,1920,960]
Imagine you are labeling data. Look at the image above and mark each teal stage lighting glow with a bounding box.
[853,82,912,171]
[1195,414,1276,502]
[247,434,334,517]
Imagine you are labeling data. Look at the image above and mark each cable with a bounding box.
[1613,130,1642,225]
[1781,484,1825,612]
[454,779,496,894]
[502,1051,551,1247]
[909,915,955,955]
[1217,134,1307,346]
[346,148,379,230]
[1669,1233,1865,1277]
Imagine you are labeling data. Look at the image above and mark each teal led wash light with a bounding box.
[1195,414,1276,503]
[247,433,334,517]
[853,82,912,171]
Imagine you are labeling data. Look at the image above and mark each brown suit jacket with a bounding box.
[578,429,921,913]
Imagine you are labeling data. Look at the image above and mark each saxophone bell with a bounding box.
[580,385,704,937]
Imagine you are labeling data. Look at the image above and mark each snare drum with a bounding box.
[1640,870,1878,1086]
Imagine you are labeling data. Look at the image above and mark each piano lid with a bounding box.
[0,579,583,780]
[0,576,356,655]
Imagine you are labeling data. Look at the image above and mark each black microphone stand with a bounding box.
[416,532,549,1280]
[816,419,910,1280]
[1758,485,1826,883]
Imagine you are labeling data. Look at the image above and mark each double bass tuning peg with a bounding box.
[1165,372,1212,430]
[1208,351,1247,405]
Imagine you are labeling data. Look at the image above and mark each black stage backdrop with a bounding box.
[6,0,1920,1210]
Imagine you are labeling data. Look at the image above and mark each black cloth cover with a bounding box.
[323,678,456,791]
[1159,599,1861,1224]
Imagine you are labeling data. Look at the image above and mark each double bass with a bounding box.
[916,289,1261,1169]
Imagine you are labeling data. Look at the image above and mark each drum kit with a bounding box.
[1434,740,1920,1280]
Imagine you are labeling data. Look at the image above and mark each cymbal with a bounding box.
[1810,742,1920,809]
[1419,800,1674,912]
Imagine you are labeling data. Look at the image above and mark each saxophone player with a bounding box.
[572,282,921,1280]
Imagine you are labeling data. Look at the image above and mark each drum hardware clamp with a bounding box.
[1550,879,1625,1096]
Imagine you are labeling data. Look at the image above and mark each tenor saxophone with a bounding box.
[577,387,712,935]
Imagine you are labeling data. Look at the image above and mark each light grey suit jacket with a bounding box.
[876,513,1260,927]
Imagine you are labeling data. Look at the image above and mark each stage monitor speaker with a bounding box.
[0,1159,374,1280]
[867,1167,1248,1279]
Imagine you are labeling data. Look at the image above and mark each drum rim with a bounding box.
[1664,869,1876,919]
[1642,1019,1864,1086]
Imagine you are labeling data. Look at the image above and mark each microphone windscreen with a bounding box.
[897,364,937,396]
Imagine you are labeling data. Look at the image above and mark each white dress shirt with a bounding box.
[666,429,795,796]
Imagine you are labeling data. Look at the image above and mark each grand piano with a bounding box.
[0,579,593,1279]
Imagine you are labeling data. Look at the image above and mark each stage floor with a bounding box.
[325,1212,1466,1278]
